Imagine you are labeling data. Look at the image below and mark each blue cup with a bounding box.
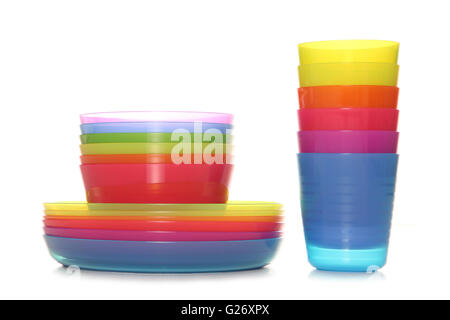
[298,153,398,272]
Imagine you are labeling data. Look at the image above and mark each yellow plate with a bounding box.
[43,201,283,217]
[298,40,399,64]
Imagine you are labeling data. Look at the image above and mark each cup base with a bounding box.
[306,244,388,272]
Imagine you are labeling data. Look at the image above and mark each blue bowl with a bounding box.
[44,235,281,273]
[298,153,398,272]
[81,121,233,134]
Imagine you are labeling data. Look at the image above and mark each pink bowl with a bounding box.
[298,130,399,153]
[44,227,281,241]
[80,111,233,124]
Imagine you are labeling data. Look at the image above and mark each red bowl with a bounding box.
[80,163,233,203]
[298,108,399,131]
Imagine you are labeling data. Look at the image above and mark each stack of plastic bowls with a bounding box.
[296,40,400,272]
[43,111,283,273]
[79,111,234,203]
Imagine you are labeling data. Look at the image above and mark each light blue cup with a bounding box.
[298,153,398,272]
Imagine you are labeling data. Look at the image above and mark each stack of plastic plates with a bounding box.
[43,202,283,273]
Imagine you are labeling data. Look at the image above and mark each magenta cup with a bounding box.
[80,111,233,124]
[298,131,399,153]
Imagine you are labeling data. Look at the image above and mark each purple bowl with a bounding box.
[298,130,399,153]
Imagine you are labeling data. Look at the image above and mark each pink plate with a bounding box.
[44,227,281,241]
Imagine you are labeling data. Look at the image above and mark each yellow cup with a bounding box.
[298,63,399,87]
[298,40,399,64]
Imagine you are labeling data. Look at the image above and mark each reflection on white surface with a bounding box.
[308,270,386,282]
[53,265,272,282]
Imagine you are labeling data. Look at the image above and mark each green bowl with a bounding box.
[80,133,232,144]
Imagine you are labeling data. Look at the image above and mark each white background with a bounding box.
[0,0,448,300]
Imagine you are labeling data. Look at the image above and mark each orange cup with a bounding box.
[298,85,399,109]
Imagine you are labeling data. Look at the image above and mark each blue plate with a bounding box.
[45,236,281,273]
[81,122,233,134]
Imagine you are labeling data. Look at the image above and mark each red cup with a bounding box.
[298,108,399,131]
[298,86,399,109]
[80,163,233,203]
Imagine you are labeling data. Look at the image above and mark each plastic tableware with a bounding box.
[298,63,399,87]
[80,133,232,144]
[44,215,284,222]
[44,227,281,241]
[298,131,399,153]
[80,154,232,164]
[44,217,283,232]
[298,86,399,109]
[80,142,232,155]
[298,40,399,65]
[43,201,283,216]
[81,122,233,134]
[44,201,283,212]
[80,163,233,203]
[298,153,398,272]
[298,108,399,131]
[80,111,233,124]
[44,235,281,273]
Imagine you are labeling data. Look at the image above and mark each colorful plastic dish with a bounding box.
[298,108,399,131]
[298,63,399,87]
[298,86,399,109]
[80,142,232,155]
[298,131,399,153]
[44,227,281,241]
[80,133,232,144]
[80,111,233,124]
[298,40,399,65]
[44,217,283,232]
[45,235,281,273]
[80,154,232,164]
[44,215,284,222]
[298,153,398,272]
[81,122,233,134]
[80,163,233,203]
[43,201,283,217]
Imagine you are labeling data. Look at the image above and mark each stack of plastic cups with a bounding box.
[297,41,400,272]
[43,111,283,273]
